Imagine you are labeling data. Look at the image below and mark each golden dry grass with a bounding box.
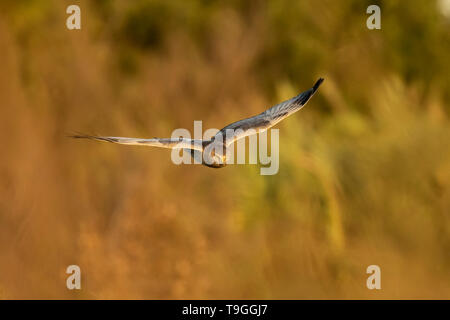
[0,0,449,299]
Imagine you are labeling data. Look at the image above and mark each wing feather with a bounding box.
[215,78,323,146]
[70,134,205,151]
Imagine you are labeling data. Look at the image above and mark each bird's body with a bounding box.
[71,78,324,168]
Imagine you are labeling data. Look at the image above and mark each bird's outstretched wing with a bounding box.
[215,78,324,146]
[70,134,205,151]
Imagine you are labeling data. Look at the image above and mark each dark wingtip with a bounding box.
[313,78,324,92]
[67,132,93,139]
[67,133,110,142]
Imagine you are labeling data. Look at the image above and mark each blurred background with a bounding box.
[0,0,449,299]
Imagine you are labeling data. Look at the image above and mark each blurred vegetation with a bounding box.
[0,0,449,298]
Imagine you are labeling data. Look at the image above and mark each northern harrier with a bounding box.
[71,78,324,168]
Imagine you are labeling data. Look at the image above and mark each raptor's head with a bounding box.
[203,140,227,168]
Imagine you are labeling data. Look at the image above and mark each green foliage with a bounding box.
[0,0,449,299]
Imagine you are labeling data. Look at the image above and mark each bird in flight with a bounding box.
[71,78,324,168]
